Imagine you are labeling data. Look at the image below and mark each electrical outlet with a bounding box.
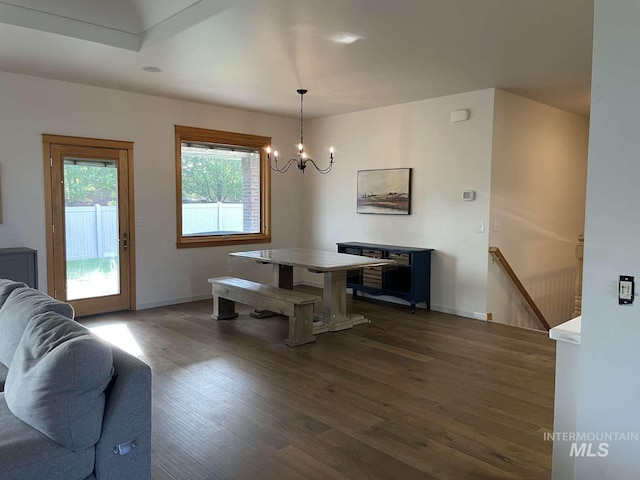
[619,275,634,305]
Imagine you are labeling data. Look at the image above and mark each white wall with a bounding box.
[575,1,640,478]
[488,90,589,329]
[0,71,301,308]
[300,89,496,319]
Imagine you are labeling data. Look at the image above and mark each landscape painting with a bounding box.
[357,168,411,215]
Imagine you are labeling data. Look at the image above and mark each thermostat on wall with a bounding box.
[462,190,476,201]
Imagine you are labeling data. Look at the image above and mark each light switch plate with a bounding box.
[619,275,634,305]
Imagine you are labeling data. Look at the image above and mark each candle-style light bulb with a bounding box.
[301,151,306,159]
[266,146,271,155]
[329,146,334,159]
[298,143,303,152]
[274,150,278,158]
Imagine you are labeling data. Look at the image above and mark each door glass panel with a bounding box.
[63,157,120,300]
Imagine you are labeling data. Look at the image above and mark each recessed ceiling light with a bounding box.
[142,66,163,73]
[330,33,362,45]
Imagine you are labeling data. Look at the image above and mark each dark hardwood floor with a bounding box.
[82,288,556,480]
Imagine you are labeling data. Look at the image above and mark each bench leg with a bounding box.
[211,296,239,320]
[285,304,316,347]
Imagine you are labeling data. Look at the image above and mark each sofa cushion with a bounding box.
[5,312,113,451]
[0,286,74,367]
[0,279,26,308]
[0,393,95,480]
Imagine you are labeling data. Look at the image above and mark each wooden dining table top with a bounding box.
[229,247,395,272]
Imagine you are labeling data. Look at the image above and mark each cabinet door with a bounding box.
[410,250,431,303]
[0,250,37,288]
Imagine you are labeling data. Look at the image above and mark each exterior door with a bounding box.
[44,136,135,316]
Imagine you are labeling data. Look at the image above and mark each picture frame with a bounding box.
[357,168,412,215]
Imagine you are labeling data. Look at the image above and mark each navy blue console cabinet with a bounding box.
[0,247,38,288]
[337,242,432,313]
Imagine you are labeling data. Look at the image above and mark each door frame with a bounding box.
[42,134,136,313]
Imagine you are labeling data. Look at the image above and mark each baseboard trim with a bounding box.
[299,281,486,321]
[137,293,211,310]
[431,304,487,321]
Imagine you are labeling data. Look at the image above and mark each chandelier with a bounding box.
[267,89,334,174]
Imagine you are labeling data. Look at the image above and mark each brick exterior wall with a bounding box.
[241,155,260,233]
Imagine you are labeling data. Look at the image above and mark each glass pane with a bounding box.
[181,144,260,237]
[64,158,120,300]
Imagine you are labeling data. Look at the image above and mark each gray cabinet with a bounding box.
[0,248,38,288]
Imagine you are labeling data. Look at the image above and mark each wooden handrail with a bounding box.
[489,247,551,331]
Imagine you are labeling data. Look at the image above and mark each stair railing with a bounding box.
[489,247,551,331]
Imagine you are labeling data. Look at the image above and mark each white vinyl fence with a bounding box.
[182,203,244,235]
[65,205,119,260]
[65,203,244,260]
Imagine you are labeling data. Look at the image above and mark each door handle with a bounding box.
[122,232,128,250]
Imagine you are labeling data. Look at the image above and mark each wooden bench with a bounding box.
[207,276,321,347]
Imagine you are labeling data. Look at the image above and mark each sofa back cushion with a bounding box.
[0,287,74,367]
[0,279,26,308]
[0,279,25,385]
[4,312,113,451]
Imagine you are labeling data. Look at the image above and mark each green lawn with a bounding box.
[66,257,118,280]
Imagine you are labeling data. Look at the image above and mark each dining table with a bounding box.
[229,247,395,333]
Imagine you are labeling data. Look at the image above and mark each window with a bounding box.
[175,126,271,248]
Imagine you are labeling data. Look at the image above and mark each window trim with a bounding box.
[175,125,271,248]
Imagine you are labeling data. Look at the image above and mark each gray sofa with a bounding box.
[0,279,151,480]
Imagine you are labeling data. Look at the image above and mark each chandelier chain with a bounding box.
[300,92,304,146]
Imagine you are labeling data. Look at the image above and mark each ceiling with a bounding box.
[0,0,594,119]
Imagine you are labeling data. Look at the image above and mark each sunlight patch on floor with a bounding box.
[89,323,143,356]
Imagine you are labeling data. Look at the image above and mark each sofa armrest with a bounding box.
[94,346,151,480]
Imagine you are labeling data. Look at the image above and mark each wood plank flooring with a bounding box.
[81,288,556,480]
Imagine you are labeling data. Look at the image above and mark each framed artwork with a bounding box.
[357,168,411,215]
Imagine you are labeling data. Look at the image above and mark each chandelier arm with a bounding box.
[304,158,334,174]
[270,157,298,173]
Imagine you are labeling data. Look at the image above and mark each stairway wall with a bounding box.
[487,90,589,328]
